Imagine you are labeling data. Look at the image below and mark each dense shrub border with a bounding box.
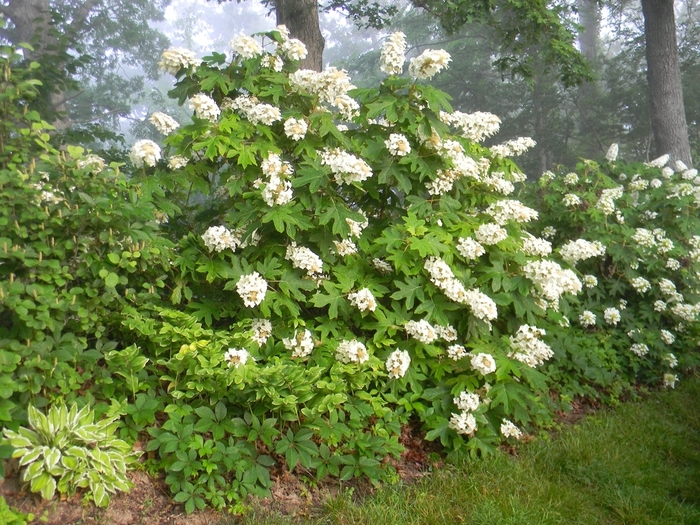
[1,30,698,513]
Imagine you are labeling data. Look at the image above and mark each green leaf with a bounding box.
[104,272,119,288]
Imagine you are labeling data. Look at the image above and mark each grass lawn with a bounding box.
[236,374,700,525]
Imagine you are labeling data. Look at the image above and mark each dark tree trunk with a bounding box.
[641,0,693,166]
[576,0,598,62]
[274,0,324,71]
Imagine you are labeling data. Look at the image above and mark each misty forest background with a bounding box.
[2,0,700,174]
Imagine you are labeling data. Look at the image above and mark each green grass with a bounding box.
[233,375,700,525]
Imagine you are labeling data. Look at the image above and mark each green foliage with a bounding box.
[0,496,34,525]
[2,403,139,506]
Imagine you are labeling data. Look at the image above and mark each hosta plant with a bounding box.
[2,403,140,506]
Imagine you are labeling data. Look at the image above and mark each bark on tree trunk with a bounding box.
[273,0,324,71]
[641,0,693,166]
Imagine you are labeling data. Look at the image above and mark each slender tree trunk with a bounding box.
[576,0,598,62]
[641,0,693,166]
[273,0,324,71]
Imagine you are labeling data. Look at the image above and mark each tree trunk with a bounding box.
[273,0,324,71]
[576,0,598,62]
[641,0,693,166]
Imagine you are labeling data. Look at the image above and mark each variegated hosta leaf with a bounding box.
[28,405,51,437]
[3,429,34,448]
[18,445,46,467]
[17,426,40,442]
[66,446,89,459]
[22,459,45,482]
[43,447,61,471]
[90,481,109,507]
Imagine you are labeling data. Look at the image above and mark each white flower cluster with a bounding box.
[283,329,315,358]
[482,171,516,195]
[202,225,239,252]
[559,239,605,265]
[508,325,553,367]
[606,143,619,162]
[645,154,669,168]
[441,111,501,142]
[405,319,438,344]
[627,174,649,191]
[485,200,538,225]
[258,153,294,206]
[290,67,355,105]
[471,352,497,375]
[159,47,199,75]
[456,237,485,260]
[168,155,188,170]
[230,35,262,59]
[236,272,267,307]
[474,223,508,245]
[261,54,284,72]
[284,117,308,140]
[522,260,582,303]
[226,94,282,125]
[281,38,308,61]
[424,257,498,322]
[149,112,180,135]
[386,349,411,378]
[660,329,675,345]
[335,339,369,364]
[224,348,250,368]
[285,242,324,280]
[582,275,598,288]
[454,391,480,412]
[501,419,522,439]
[630,276,651,293]
[664,352,678,367]
[334,239,357,256]
[449,411,477,435]
[603,307,621,325]
[630,343,649,357]
[409,49,451,80]
[520,234,552,257]
[541,226,556,239]
[371,258,393,274]
[346,211,368,238]
[579,310,596,327]
[663,373,678,388]
[380,32,406,75]
[321,148,373,185]
[446,344,467,360]
[251,319,272,346]
[489,137,536,158]
[189,93,220,122]
[563,193,582,207]
[669,302,700,322]
[563,172,579,185]
[348,288,377,312]
[77,154,105,174]
[129,139,161,168]
[385,133,411,156]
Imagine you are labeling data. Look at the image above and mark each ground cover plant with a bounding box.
[1,28,699,516]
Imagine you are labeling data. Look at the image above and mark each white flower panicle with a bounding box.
[606,143,619,162]
[454,391,480,412]
[442,111,501,142]
[236,272,267,307]
[334,239,358,256]
[663,353,678,368]
[435,325,458,342]
[321,148,373,185]
[386,349,411,379]
[630,276,651,293]
[281,38,308,61]
[541,226,556,239]
[348,288,377,312]
[405,319,438,344]
[447,344,467,360]
[346,211,368,238]
[283,329,315,358]
[660,330,675,345]
[247,103,282,125]
[201,225,240,252]
[251,319,272,346]
[149,112,180,135]
[336,339,369,364]
[559,239,605,265]
[522,260,582,303]
[409,49,451,79]
[582,275,598,288]
[457,237,486,260]
[224,348,250,368]
[490,137,536,158]
[449,411,477,435]
[385,133,411,156]
[380,32,407,75]
[646,154,669,168]
[371,258,393,274]
[289,67,355,104]
[471,352,497,375]
[508,325,554,367]
[630,343,649,357]
[474,223,508,245]
[159,47,199,74]
[284,117,308,140]
[129,139,161,168]
[663,373,678,389]
[261,54,284,71]
[579,310,596,327]
[189,93,220,122]
[520,234,552,257]
[603,307,621,325]
[501,419,522,439]
[485,200,538,225]
[285,243,324,279]
[168,156,188,170]
[230,36,263,59]
[563,193,582,207]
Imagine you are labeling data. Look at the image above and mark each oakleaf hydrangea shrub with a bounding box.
[0,46,171,451]
[122,28,588,510]
[522,154,700,402]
